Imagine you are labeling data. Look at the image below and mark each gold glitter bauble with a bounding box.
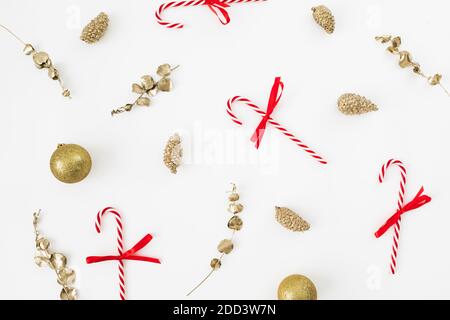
[50,144,92,183]
[277,274,317,300]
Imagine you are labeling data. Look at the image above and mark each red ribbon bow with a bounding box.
[86,234,161,265]
[374,187,431,238]
[204,0,230,25]
[251,77,284,148]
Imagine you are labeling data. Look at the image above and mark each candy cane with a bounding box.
[95,207,126,300]
[87,207,161,300]
[227,96,327,165]
[155,0,266,29]
[378,159,406,274]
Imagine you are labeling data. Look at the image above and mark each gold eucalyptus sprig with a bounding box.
[376,35,450,97]
[33,210,77,300]
[187,183,244,296]
[0,23,71,98]
[111,64,179,116]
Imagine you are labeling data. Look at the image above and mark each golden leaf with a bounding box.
[398,51,413,68]
[136,97,151,106]
[34,255,48,267]
[60,287,77,300]
[375,35,392,43]
[37,238,50,250]
[148,87,158,96]
[57,268,76,286]
[23,43,35,55]
[50,253,67,271]
[62,89,71,98]
[228,203,243,214]
[48,67,59,80]
[391,36,402,48]
[157,64,172,77]
[33,51,50,68]
[210,258,221,270]
[429,74,442,86]
[141,75,155,91]
[217,239,233,254]
[132,83,145,94]
[157,78,172,92]
[227,216,243,231]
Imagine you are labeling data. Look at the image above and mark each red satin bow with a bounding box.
[251,77,284,148]
[86,234,161,264]
[375,187,431,238]
[204,0,230,25]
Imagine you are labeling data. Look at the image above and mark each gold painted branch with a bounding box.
[376,35,450,97]
[0,23,71,98]
[111,64,179,116]
[187,183,244,296]
[33,210,78,300]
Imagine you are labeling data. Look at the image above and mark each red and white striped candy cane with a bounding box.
[95,207,126,300]
[87,207,161,300]
[227,96,327,165]
[378,159,407,274]
[155,0,266,29]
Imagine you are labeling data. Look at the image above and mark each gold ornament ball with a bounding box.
[277,274,317,300]
[50,144,92,183]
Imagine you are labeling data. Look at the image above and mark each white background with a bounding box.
[1,0,450,300]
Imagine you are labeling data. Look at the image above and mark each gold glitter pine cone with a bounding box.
[80,12,109,44]
[312,5,335,34]
[337,93,378,115]
[275,207,310,232]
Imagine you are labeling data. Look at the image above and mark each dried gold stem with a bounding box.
[187,269,215,297]
[0,23,26,46]
[33,209,42,240]
[111,92,145,116]
[439,83,450,97]
[187,231,236,296]
[1,24,71,99]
